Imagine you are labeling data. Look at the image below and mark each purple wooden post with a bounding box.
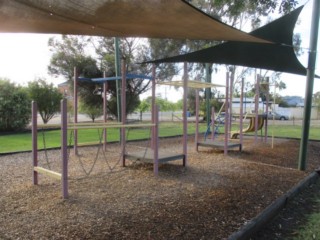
[265,77,269,143]
[73,67,78,155]
[229,68,234,138]
[61,99,68,199]
[255,74,260,143]
[151,64,156,150]
[211,107,215,141]
[224,72,230,156]
[195,89,199,151]
[182,62,188,166]
[121,59,127,167]
[240,78,244,150]
[32,101,38,185]
[153,105,159,176]
[103,71,108,151]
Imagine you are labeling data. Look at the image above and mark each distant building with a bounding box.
[229,97,264,113]
[58,81,73,99]
[282,96,304,107]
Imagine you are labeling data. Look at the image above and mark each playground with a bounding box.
[0,136,319,239]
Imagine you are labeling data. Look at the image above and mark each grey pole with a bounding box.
[298,0,319,170]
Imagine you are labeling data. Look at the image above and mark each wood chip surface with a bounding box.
[0,137,319,239]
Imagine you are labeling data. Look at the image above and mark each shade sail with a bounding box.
[0,0,269,43]
[148,6,308,76]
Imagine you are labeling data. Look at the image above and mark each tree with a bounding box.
[0,79,31,132]
[92,37,151,118]
[79,101,103,122]
[136,99,151,121]
[28,79,63,124]
[48,36,149,119]
[48,35,103,117]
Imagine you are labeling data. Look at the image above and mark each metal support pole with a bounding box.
[299,0,319,170]
[121,59,127,167]
[61,99,68,199]
[32,101,38,185]
[183,62,188,166]
[73,67,78,155]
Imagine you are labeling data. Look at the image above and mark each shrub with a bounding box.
[0,79,31,132]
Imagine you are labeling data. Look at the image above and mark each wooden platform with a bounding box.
[124,148,185,164]
[197,140,242,151]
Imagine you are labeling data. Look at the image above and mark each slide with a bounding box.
[231,115,265,139]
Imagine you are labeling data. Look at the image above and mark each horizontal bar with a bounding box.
[68,123,155,130]
[34,166,61,180]
[37,124,62,129]
[68,122,120,126]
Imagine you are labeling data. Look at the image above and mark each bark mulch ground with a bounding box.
[0,137,319,239]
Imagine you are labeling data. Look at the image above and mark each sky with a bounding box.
[0,0,319,102]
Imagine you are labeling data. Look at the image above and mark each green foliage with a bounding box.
[79,101,103,122]
[28,79,63,124]
[155,98,177,112]
[136,99,151,113]
[200,98,224,119]
[48,36,150,119]
[0,79,31,132]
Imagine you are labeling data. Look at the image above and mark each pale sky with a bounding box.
[0,0,319,102]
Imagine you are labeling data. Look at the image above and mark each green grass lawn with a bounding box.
[293,210,320,240]
[1,121,319,154]
[0,122,208,153]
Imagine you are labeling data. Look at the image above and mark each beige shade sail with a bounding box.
[0,0,269,43]
[157,80,225,89]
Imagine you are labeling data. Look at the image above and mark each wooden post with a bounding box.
[153,105,159,176]
[224,72,229,156]
[229,67,234,138]
[182,62,188,166]
[195,89,199,151]
[61,99,68,199]
[103,71,108,151]
[254,74,260,143]
[211,107,215,141]
[151,64,156,150]
[32,101,38,185]
[265,77,269,143]
[240,78,244,150]
[73,67,78,155]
